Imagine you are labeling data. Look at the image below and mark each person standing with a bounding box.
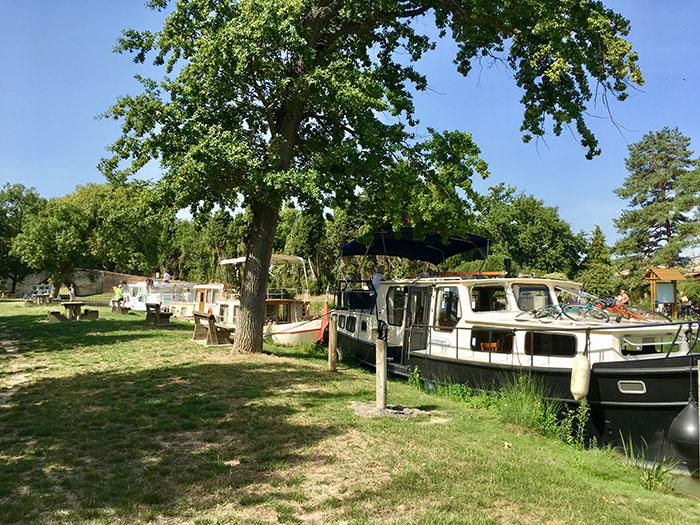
[371,265,385,292]
[69,283,76,302]
[113,285,124,306]
[163,271,171,283]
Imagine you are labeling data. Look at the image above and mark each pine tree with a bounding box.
[614,127,700,265]
[577,225,617,298]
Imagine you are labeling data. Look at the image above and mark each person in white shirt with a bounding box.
[372,265,385,292]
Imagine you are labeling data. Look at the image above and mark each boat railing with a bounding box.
[408,318,699,363]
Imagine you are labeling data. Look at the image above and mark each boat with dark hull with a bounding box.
[334,229,700,474]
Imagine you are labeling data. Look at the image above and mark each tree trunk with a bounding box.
[233,198,281,354]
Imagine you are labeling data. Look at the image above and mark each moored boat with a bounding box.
[334,229,700,474]
[123,281,195,312]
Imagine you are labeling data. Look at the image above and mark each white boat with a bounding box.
[334,228,700,474]
[123,281,195,312]
[217,255,324,345]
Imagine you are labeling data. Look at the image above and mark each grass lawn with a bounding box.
[1,299,699,524]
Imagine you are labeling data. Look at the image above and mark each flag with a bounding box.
[319,293,329,343]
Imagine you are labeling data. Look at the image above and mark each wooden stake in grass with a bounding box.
[328,318,337,372]
[376,338,387,410]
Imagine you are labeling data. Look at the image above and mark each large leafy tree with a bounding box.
[68,182,173,275]
[102,0,642,353]
[0,184,46,294]
[477,184,586,276]
[11,198,94,296]
[614,127,700,266]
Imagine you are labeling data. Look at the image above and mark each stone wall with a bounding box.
[3,269,146,297]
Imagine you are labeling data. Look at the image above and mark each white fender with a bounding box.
[570,353,591,401]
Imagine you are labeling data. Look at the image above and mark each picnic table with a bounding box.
[35,293,51,306]
[62,301,85,320]
[0,291,10,299]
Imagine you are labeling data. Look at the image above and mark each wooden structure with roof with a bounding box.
[642,267,686,317]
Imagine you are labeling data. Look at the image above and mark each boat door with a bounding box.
[198,290,205,313]
[402,287,431,362]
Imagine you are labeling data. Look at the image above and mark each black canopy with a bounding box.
[338,228,490,265]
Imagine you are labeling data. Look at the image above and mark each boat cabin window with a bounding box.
[346,316,356,333]
[387,286,406,326]
[232,305,239,324]
[218,304,229,324]
[471,286,508,312]
[338,315,346,329]
[524,333,577,357]
[513,284,553,311]
[360,319,367,332]
[435,287,461,328]
[205,289,219,304]
[471,328,513,354]
[277,303,289,323]
[410,289,428,325]
[265,303,275,322]
[620,335,669,355]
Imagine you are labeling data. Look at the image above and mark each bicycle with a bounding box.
[679,302,699,320]
[515,302,609,323]
[515,304,565,322]
[555,287,670,323]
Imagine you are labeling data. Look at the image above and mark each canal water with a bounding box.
[674,474,700,499]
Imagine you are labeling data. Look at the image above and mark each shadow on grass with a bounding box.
[0,306,192,356]
[0,359,346,523]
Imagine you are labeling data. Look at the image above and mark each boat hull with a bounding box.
[338,331,699,474]
[269,318,323,346]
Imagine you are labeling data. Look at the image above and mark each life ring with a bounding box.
[207,307,213,314]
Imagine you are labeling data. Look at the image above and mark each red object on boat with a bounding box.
[319,294,329,343]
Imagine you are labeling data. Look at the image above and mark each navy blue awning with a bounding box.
[338,228,490,265]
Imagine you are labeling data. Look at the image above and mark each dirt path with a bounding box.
[0,331,30,408]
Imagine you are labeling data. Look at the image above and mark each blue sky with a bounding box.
[1,1,698,250]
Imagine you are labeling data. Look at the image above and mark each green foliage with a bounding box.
[576,226,618,297]
[678,281,700,306]
[70,182,173,275]
[0,184,46,291]
[408,368,592,449]
[614,127,700,266]
[619,432,677,493]
[171,210,251,283]
[586,226,612,266]
[475,184,586,276]
[11,197,93,290]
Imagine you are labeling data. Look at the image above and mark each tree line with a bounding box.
[2,126,698,303]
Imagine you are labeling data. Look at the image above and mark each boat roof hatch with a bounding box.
[338,228,490,265]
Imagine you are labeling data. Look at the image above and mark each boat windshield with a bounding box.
[512,284,554,311]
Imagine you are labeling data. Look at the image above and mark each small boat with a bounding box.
[213,255,324,345]
[334,228,700,474]
[123,281,195,312]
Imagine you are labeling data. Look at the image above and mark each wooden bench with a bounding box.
[192,311,233,345]
[146,303,173,326]
[47,310,68,322]
[111,304,131,315]
[80,308,99,321]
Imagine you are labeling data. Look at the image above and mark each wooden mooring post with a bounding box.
[376,338,387,410]
[328,318,338,372]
